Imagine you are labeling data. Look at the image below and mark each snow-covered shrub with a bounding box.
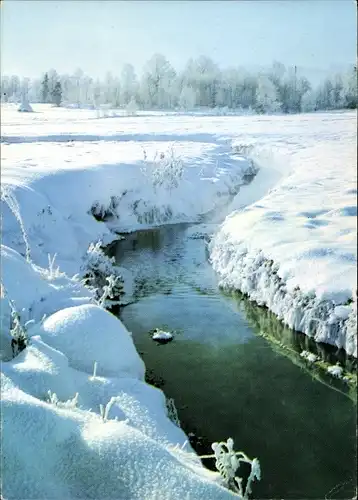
[8,300,33,357]
[90,195,120,221]
[233,143,255,158]
[200,437,261,497]
[141,146,184,192]
[80,241,124,307]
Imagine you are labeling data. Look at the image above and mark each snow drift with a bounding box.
[210,118,357,356]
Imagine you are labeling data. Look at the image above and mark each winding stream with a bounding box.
[109,223,356,499]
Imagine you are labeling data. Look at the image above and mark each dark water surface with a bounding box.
[109,224,356,500]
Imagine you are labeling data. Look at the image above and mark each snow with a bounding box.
[209,111,357,356]
[327,364,344,379]
[300,351,318,363]
[1,104,254,273]
[152,329,174,342]
[1,103,356,497]
[1,103,255,499]
[1,250,236,499]
[29,304,146,379]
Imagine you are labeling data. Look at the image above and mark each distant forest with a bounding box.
[1,55,357,114]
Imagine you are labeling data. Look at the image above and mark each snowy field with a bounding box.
[1,103,356,498]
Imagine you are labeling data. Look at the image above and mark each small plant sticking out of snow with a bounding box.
[89,361,98,380]
[199,438,261,497]
[1,187,31,262]
[151,328,173,343]
[141,146,184,192]
[300,350,318,363]
[166,397,181,428]
[234,143,255,157]
[37,253,66,280]
[47,390,79,409]
[99,396,124,423]
[9,301,33,357]
[327,363,344,379]
[81,241,125,308]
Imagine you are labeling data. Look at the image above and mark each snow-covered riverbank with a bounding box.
[1,104,356,499]
[210,112,357,356]
[1,104,256,499]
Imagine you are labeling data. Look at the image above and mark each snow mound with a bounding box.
[1,371,236,499]
[1,314,236,499]
[30,304,145,379]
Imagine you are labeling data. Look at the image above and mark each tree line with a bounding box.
[1,54,357,114]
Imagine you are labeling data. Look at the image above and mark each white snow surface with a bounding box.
[1,104,256,499]
[209,111,357,356]
[1,250,236,499]
[1,104,356,498]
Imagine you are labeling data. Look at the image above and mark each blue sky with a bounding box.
[1,0,356,79]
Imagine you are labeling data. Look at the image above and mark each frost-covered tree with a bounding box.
[255,75,281,113]
[178,85,197,109]
[182,56,220,107]
[331,74,344,109]
[47,69,60,98]
[120,63,138,106]
[301,89,318,112]
[125,96,138,116]
[41,73,49,103]
[4,55,357,113]
[141,54,176,108]
[342,65,357,109]
[51,81,62,107]
[3,75,21,102]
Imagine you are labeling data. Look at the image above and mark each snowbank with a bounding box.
[0,249,237,499]
[2,104,356,497]
[1,104,258,498]
[1,105,254,273]
[210,115,357,356]
[1,340,236,500]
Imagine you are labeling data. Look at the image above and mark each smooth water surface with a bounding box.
[109,224,356,499]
